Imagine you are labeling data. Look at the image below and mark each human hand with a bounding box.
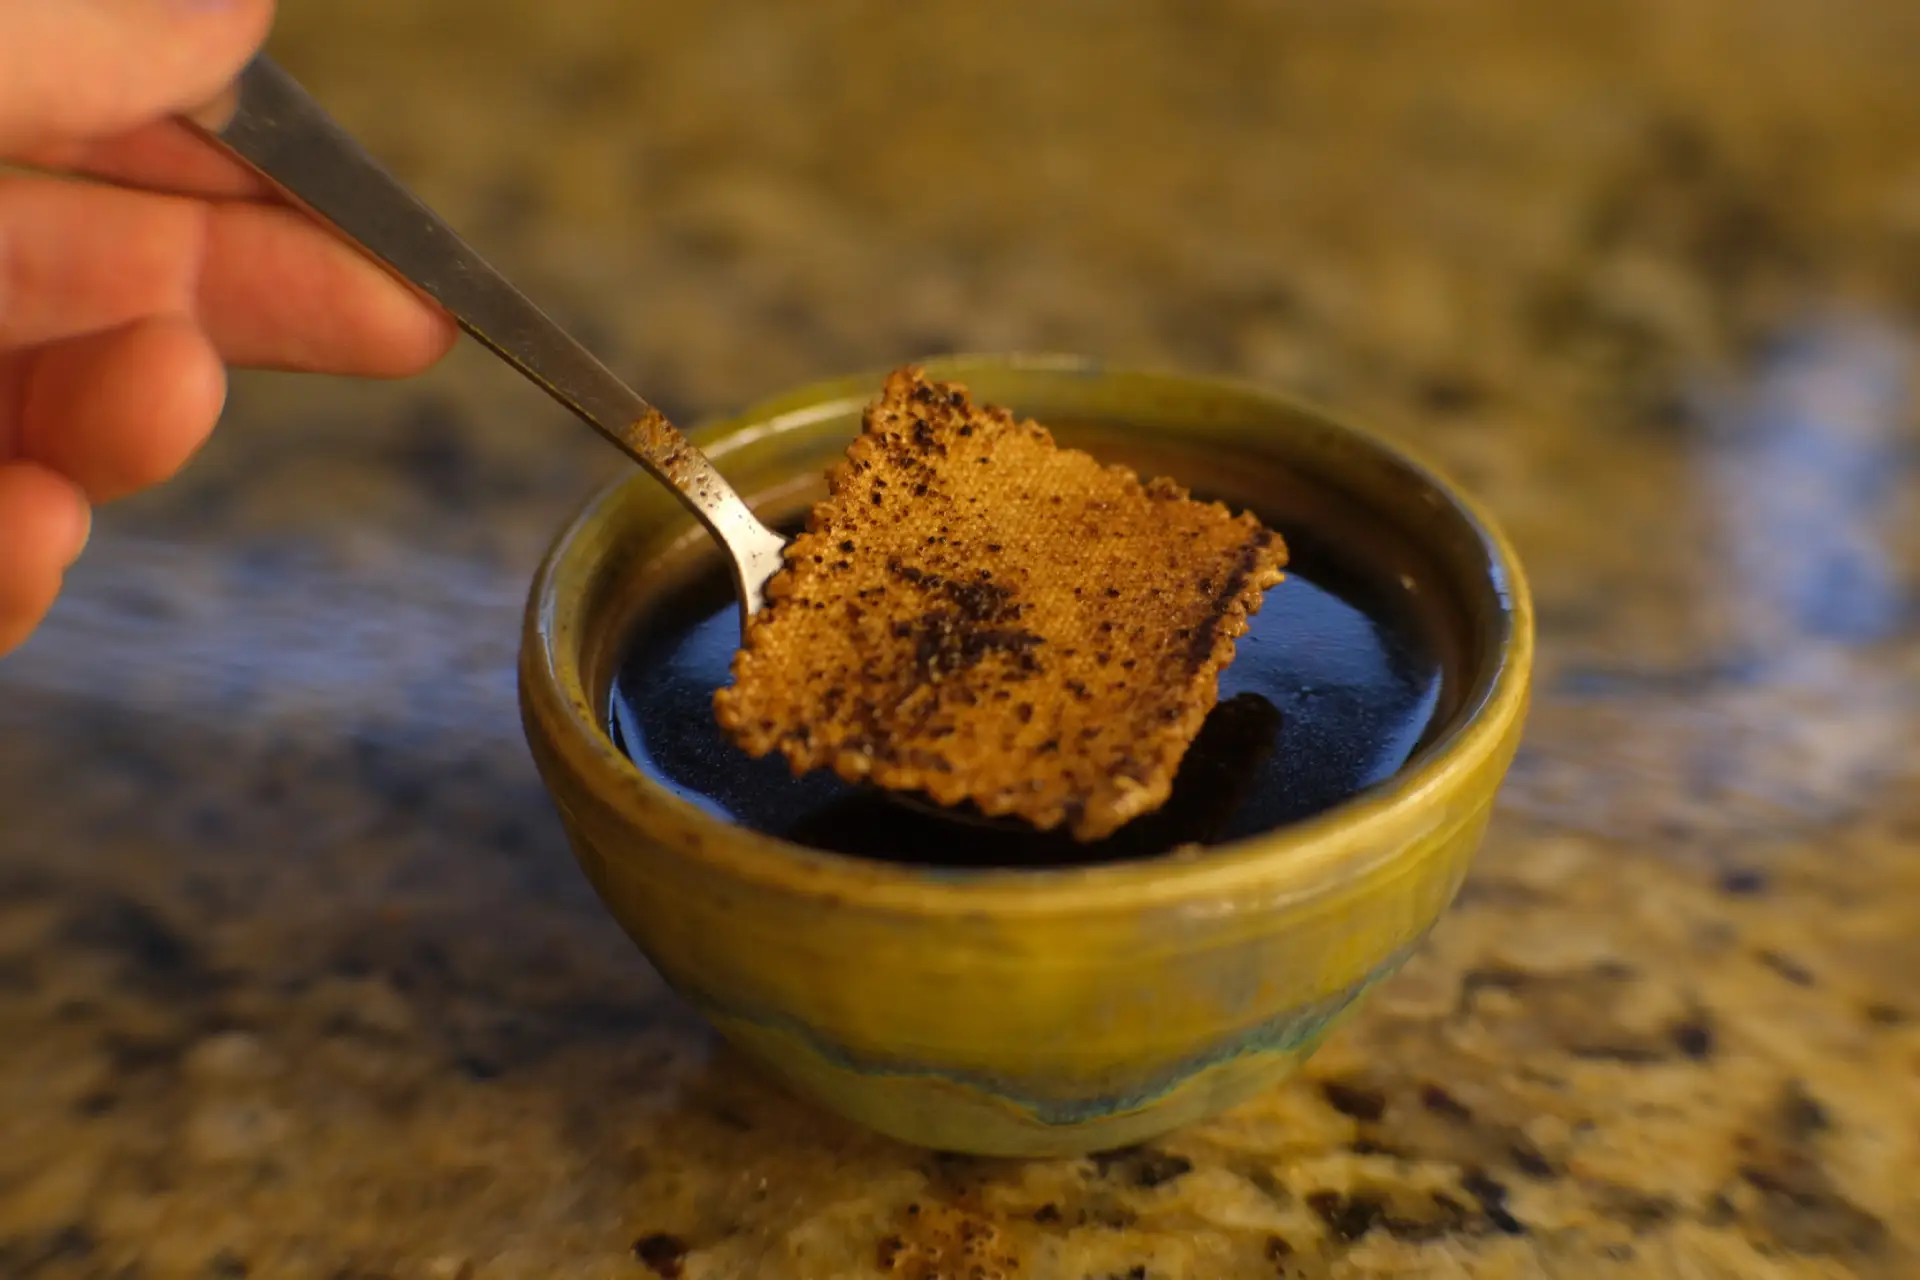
[1,0,457,656]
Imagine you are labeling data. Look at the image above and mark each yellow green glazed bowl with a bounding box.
[518,354,1532,1157]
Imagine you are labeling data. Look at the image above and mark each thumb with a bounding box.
[0,0,275,156]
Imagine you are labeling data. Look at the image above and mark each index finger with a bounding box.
[0,0,274,156]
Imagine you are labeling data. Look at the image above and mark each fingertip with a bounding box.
[107,315,228,496]
[147,0,279,94]
[0,462,89,657]
[334,252,460,377]
[167,1,279,133]
[382,299,460,379]
[0,462,91,565]
[19,316,229,503]
[139,316,229,487]
[201,203,460,376]
[65,496,93,567]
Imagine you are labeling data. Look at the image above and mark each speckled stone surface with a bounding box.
[4,1,1919,1276]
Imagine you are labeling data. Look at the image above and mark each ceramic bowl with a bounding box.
[519,354,1532,1157]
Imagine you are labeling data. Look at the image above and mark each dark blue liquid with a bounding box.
[608,531,1443,866]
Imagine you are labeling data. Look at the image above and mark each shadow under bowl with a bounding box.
[518,354,1533,1157]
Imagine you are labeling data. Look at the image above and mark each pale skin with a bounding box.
[0,0,457,656]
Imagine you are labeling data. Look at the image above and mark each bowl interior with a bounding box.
[545,357,1516,875]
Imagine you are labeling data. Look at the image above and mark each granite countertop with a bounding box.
[3,0,1918,1276]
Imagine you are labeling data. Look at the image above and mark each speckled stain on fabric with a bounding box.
[2,0,1918,1275]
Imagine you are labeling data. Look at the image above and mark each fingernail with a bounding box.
[184,83,241,131]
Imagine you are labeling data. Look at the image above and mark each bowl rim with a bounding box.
[521,353,1534,918]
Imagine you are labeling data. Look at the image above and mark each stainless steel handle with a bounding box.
[194,57,786,616]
